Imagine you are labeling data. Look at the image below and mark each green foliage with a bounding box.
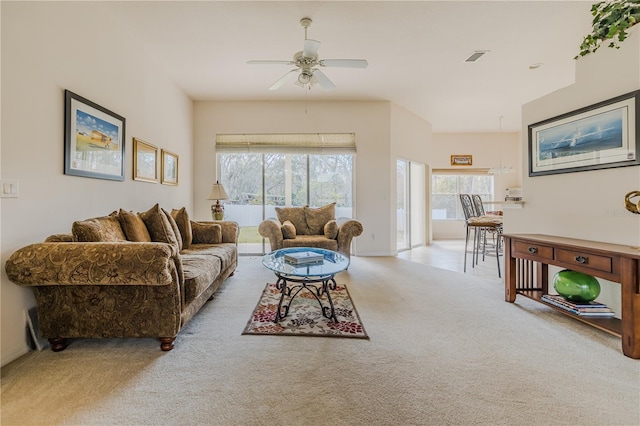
[576,0,640,59]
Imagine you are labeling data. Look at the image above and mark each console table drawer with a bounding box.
[513,241,554,261]
[555,249,613,273]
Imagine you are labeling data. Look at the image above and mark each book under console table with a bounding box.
[503,234,640,359]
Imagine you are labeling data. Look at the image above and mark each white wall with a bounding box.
[1,2,194,365]
[431,132,522,239]
[508,25,640,317]
[194,100,432,256]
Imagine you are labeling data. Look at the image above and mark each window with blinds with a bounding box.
[214,133,356,255]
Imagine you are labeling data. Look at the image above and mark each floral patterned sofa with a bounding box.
[258,203,363,258]
[5,204,238,352]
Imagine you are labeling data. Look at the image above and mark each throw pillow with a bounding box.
[281,220,297,239]
[118,209,152,242]
[171,207,193,249]
[191,221,222,244]
[324,220,339,240]
[305,203,336,235]
[162,208,183,252]
[139,204,180,251]
[72,212,127,242]
[275,206,309,235]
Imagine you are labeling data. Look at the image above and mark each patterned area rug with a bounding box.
[242,283,369,339]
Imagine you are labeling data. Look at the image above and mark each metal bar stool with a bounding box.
[473,194,503,277]
[461,194,504,278]
[459,194,482,271]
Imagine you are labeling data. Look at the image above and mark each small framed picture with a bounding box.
[161,149,179,186]
[64,90,126,181]
[133,138,158,183]
[451,155,473,166]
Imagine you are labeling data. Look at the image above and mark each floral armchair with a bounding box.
[258,203,363,258]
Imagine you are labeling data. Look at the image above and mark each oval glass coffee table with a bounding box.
[262,247,350,323]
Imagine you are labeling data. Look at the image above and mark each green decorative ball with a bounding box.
[553,269,601,302]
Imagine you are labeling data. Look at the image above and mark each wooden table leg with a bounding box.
[620,257,640,358]
[505,237,517,302]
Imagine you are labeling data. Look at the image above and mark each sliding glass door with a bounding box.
[397,159,426,251]
[218,153,354,255]
[397,160,410,251]
[410,162,426,247]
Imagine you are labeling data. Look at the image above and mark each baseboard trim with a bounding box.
[353,251,395,257]
[1,343,30,367]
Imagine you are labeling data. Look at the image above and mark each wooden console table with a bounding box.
[503,234,640,359]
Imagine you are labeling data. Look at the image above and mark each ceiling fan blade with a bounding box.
[320,59,369,68]
[269,70,298,90]
[303,39,321,58]
[247,60,294,65]
[312,70,336,90]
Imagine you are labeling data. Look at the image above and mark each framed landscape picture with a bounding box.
[528,90,640,176]
[64,90,126,180]
[133,138,158,183]
[161,149,178,186]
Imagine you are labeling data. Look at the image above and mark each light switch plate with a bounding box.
[0,179,19,198]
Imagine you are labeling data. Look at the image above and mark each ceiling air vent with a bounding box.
[465,50,489,62]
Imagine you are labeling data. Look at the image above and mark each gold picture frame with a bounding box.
[451,155,473,166]
[161,149,179,186]
[133,138,158,183]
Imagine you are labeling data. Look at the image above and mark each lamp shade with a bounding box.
[207,181,229,200]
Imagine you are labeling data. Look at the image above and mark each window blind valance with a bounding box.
[215,133,356,154]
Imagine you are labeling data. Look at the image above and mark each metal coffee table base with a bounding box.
[274,273,338,323]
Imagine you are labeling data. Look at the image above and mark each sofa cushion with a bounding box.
[282,235,338,251]
[162,208,183,252]
[181,254,222,304]
[324,220,339,240]
[305,203,336,235]
[281,220,296,239]
[171,207,193,249]
[118,209,152,242]
[275,206,309,235]
[72,212,127,242]
[191,222,222,244]
[182,243,236,271]
[139,204,180,251]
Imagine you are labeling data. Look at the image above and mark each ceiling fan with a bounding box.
[247,17,368,91]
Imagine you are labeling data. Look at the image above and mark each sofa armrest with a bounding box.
[45,234,74,242]
[336,219,364,257]
[5,242,180,287]
[258,218,283,252]
[192,221,239,244]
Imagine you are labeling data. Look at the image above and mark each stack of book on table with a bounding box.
[284,251,324,265]
[541,294,615,317]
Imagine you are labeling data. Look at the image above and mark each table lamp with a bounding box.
[207,181,229,220]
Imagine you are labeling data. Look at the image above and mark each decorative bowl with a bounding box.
[553,269,601,302]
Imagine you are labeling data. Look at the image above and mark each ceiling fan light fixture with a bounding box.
[298,71,312,84]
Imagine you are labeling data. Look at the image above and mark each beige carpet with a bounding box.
[2,255,639,426]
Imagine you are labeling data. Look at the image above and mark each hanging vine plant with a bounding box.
[576,0,640,59]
